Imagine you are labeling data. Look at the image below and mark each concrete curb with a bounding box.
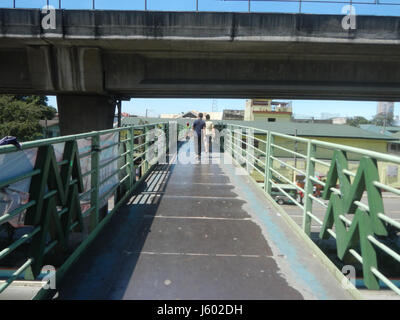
[231,157,364,300]
[262,191,364,300]
[0,281,47,300]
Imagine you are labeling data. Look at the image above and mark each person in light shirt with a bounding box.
[204,114,214,156]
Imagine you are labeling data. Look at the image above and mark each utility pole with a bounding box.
[145,108,154,118]
[384,111,388,132]
[212,100,218,112]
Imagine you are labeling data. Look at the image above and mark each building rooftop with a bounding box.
[120,118,396,141]
[220,120,397,140]
[160,114,181,119]
[121,117,169,126]
[359,124,393,136]
[222,109,245,121]
[159,111,223,120]
[391,131,400,140]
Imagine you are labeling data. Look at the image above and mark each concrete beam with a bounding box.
[57,95,116,135]
[27,46,55,91]
[1,9,400,43]
[55,47,104,93]
[0,9,400,100]
[103,53,145,91]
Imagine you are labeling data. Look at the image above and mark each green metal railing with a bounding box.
[225,123,400,295]
[1,119,399,296]
[0,122,172,297]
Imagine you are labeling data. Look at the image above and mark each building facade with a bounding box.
[244,99,292,122]
[377,102,395,116]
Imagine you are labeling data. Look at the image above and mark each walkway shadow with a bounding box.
[105,162,175,300]
[55,146,178,299]
[105,142,241,299]
[56,142,249,299]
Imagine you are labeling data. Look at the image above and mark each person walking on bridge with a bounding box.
[204,114,214,156]
[192,113,205,160]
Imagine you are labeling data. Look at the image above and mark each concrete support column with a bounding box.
[57,95,116,136]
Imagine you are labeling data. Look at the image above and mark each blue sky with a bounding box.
[46,96,399,120]
[3,0,400,15]
[7,0,399,119]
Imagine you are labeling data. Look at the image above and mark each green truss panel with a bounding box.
[320,150,388,289]
[25,141,85,277]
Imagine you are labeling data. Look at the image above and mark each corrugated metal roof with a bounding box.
[220,120,396,140]
[121,117,169,126]
[121,117,396,140]
[359,124,394,136]
[385,126,400,132]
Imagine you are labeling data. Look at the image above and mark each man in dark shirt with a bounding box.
[192,113,205,159]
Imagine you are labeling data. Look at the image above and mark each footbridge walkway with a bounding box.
[0,121,399,299]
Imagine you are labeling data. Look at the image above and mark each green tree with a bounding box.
[371,113,394,127]
[0,95,57,142]
[347,116,371,127]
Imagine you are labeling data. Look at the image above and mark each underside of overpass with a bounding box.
[1,8,400,134]
[0,9,400,101]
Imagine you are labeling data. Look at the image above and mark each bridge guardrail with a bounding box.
[0,121,173,297]
[1,0,400,14]
[226,123,400,295]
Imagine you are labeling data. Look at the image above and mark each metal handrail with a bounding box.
[0,121,171,296]
[225,122,400,295]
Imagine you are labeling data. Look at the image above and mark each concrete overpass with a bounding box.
[0,9,400,133]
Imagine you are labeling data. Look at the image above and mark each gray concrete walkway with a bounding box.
[56,143,352,300]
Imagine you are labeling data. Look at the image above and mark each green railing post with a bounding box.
[241,128,245,163]
[138,127,147,177]
[145,126,150,170]
[90,133,100,232]
[128,127,135,189]
[165,123,169,162]
[0,122,174,296]
[246,127,253,173]
[177,123,180,146]
[303,141,316,235]
[230,125,234,158]
[264,131,274,194]
[233,127,239,161]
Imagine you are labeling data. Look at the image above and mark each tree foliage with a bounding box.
[347,113,395,128]
[347,116,371,127]
[371,113,394,127]
[0,95,57,142]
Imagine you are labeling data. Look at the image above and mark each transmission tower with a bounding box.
[212,100,218,112]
